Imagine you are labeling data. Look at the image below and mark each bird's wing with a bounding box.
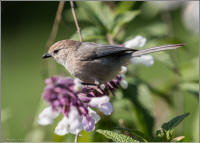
[76,42,137,61]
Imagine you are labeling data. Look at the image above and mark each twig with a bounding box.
[70,0,83,42]
[118,119,126,128]
[106,33,114,45]
[42,1,65,79]
[46,1,65,48]
[74,133,79,143]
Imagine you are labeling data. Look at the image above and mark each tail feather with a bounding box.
[132,44,184,57]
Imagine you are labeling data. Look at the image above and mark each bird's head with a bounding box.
[42,40,80,65]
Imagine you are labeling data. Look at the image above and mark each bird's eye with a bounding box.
[53,49,59,54]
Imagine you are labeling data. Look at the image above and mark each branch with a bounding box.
[74,132,79,143]
[42,1,65,79]
[70,0,83,42]
[106,33,114,45]
[46,1,65,49]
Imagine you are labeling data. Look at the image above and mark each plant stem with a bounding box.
[106,33,114,45]
[46,1,65,48]
[42,1,65,79]
[74,133,79,143]
[70,0,83,42]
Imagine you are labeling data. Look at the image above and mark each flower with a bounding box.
[130,55,154,66]
[119,79,128,89]
[124,35,146,49]
[54,116,70,135]
[54,106,83,135]
[123,35,154,67]
[119,66,128,75]
[88,107,100,123]
[38,106,60,126]
[38,75,125,136]
[74,78,83,91]
[82,116,95,131]
[89,96,113,115]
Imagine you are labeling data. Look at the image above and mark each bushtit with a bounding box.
[43,40,183,84]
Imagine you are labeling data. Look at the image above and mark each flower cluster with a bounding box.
[38,74,126,136]
[38,35,154,136]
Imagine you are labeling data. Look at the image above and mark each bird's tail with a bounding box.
[132,44,184,57]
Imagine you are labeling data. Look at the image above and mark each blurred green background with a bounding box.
[1,1,199,142]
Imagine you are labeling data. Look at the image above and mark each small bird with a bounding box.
[43,40,183,84]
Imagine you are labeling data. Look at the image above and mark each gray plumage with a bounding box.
[43,40,183,84]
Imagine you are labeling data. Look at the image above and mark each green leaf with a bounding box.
[139,78,173,106]
[155,129,168,142]
[138,84,154,113]
[121,83,154,137]
[179,82,199,98]
[113,127,150,142]
[112,10,140,37]
[155,113,190,141]
[156,129,165,138]
[111,98,137,125]
[114,1,135,14]
[153,51,174,67]
[161,113,190,132]
[76,1,114,31]
[97,129,138,142]
[70,27,105,41]
[144,23,168,37]
[180,57,199,82]
[141,2,162,19]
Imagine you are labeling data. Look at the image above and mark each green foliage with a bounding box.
[112,127,150,142]
[112,10,140,38]
[155,113,190,141]
[69,1,140,43]
[97,113,189,142]
[97,129,138,142]
[161,113,190,132]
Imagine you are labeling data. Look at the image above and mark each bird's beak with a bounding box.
[42,53,52,59]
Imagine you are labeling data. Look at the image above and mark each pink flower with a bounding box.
[38,75,123,136]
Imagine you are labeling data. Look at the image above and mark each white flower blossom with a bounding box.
[120,79,128,89]
[54,116,70,135]
[100,84,106,90]
[120,66,128,74]
[95,80,100,85]
[54,106,101,135]
[88,107,101,124]
[74,78,83,92]
[89,96,113,115]
[82,116,95,131]
[38,106,60,126]
[131,55,154,66]
[124,36,146,49]
[98,102,113,115]
[54,106,83,135]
